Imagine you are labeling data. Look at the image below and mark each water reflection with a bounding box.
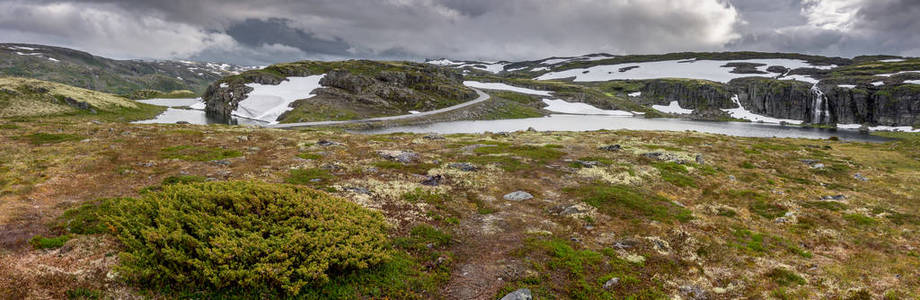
[358,114,890,142]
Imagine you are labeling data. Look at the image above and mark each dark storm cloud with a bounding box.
[1,0,919,65]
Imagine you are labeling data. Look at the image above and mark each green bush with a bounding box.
[101,181,391,295]
[29,234,70,249]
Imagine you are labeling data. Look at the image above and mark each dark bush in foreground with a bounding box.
[102,181,391,295]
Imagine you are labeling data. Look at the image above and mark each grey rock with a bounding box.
[448,162,478,171]
[378,150,419,163]
[421,175,443,186]
[800,159,820,166]
[812,163,825,169]
[695,154,705,165]
[90,120,103,125]
[175,121,190,125]
[822,194,847,200]
[500,288,532,300]
[423,134,445,140]
[503,191,534,201]
[212,159,231,166]
[317,140,341,147]
[853,173,869,181]
[728,175,736,181]
[598,144,622,152]
[344,187,371,195]
[679,285,709,300]
[526,127,537,132]
[574,160,603,168]
[603,277,620,289]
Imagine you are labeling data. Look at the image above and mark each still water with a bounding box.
[358,114,891,142]
[133,99,267,126]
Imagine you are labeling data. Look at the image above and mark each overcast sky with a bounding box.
[1,0,918,65]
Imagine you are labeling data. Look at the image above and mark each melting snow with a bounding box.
[541,99,634,116]
[463,81,552,96]
[14,51,42,56]
[837,123,920,133]
[409,110,421,114]
[473,62,508,73]
[536,59,835,83]
[628,91,642,97]
[779,75,819,84]
[541,58,571,65]
[906,80,920,85]
[722,95,803,124]
[652,101,693,114]
[47,57,59,62]
[877,71,920,77]
[871,81,885,86]
[9,46,37,51]
[220,83,229,88]
[233,75,325,123]
[427,59,462,66]
[838,84,856,89]
[531,67,550,72]
[880,59,906,63]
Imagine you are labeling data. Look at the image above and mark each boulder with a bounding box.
[500,288,532,300]
[377,150,419,163]
[503,191,534,201]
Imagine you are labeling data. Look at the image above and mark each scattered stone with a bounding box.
[503,191,534,201]
[598,144,622,152]
[344,187,371,195]
[421,175,443,186]
[575,160,603,168]
[212,159,231,166]
[695,154,705,165]
[237,135,249,142]
[642,151,690,164]
[526,127,537,132]
[679,285,709,300]
[321,163,343,171]
[309,178,323,183]
[248,147,261,152]
[550,203,595,218]
[423,134,445,140]
[317,140,341,147]
[822,194,847,201]
[728,175,736,181]
[602,277,620,289]
[175,121,190,125]
[853,173,869,182]
[206,177,218,182]
[812,163,825,169]
[377,150,419,163]
[448,162,478,171]
[500,288,532,300]
[90,120,103,125]
[611,240,637,249]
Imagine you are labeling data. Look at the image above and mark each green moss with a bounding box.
[651,162,697,188]
[65,288,102,300]
[740,162,756,169]
[29,234,70,249]
[844,214,878,226]
[297,152,323,160]
[0,123,20,129]
[96,181,391,296]
[766,268,806,287]
[565,182,692,223]
[802,201,847,211]
[18,133,84,145]
[161,175,207,185]
[285,168,335,186]
[402,188,449,205]
[160,145,242,161]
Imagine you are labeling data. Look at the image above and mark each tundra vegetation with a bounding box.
[1,72,920,299]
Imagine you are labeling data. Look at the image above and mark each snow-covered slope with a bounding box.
[541,99,633,116]
[232,75,325,123]
[535,59,834,83]
[462,81,552,96]
[651,101,693,114]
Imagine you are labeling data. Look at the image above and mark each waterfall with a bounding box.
[809,83,826,124]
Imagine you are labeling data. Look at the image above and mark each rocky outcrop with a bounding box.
[203,61,476,123]
[636,76,920,126]
[639,79,735,109]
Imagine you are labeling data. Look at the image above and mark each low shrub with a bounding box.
[29,234,70,249]
[19,133,83,145]
[96,181,391,296]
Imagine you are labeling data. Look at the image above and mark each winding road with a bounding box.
[267,88,490,129]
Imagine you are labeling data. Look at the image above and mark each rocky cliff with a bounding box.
[634,77,920,127]
[203,60,476,123]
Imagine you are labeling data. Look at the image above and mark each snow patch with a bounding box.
[220,83,229,88]
[906,80,920,85]
[9,46,37,51]
[877,71,920,77]
[531,67,550,72]
[779,74,819,84]
[47,57,59,62]
[837,84,856,89]
[473,62,508,73]
[722,95,803,124]
[541,99,634,116]
[426,59,462,66]
[628,91,642,97]
[233,75,325,123]
[408,110,421,114]
[652,101,693,114]
[871,81,885,86]
[837,123,920,133]
[880,59,906,63]
[541,58,571,65]
[463,81,552,96]
[536,59,835,83]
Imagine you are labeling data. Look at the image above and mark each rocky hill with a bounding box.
[0,76,163,121]
[203,60,477,123]
[448,52,920,128]
[0,43,257,97]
